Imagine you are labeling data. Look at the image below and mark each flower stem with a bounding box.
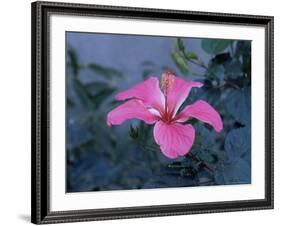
[187,153,214,174]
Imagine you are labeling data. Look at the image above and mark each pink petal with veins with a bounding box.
[115,77,165,112]
[167,76,203,116]
[176,100,223,132]
[107,99,158,126]
[153,121,195,159]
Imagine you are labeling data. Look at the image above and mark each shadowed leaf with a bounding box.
[215,158,250,184]
[73,78,95,110]
[201,39,231,55]
[177,38,185,52]
[224,127,250,162]
[85,81,113,95]
[87,63,123,79]
[171,51,189,74]
[92,87,117,108]
[225,87,251,126]
[67,98,75,108]
[67,48,80,76]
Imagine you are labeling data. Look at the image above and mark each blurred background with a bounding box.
[66,32,251,192]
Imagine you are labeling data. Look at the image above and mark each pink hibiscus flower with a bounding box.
[107,70,223,159]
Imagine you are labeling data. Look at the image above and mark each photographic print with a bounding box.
[66,32,251,193]
[32,2,273,223]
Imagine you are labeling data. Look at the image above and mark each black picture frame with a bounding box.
[31,1,274,224]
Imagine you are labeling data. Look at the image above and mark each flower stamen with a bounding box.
[161,69,176,123]
[161,69,175,96]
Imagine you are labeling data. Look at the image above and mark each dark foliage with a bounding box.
[66,37,251,192]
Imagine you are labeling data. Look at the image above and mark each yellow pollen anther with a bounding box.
[161,70,175,95]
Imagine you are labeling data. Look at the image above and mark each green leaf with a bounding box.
[92,87,116,108]
[194,124,217,149]
[215,158,250,184]
[72,78,116,110]
[87,63,123,79]
[224,127,250,162]
[85,81,113,95]
[67,48,80,76]
[225,87,251,126]
[67,98,75,108]
[86,82,117,107]
[176,38,199,61]
[129,125,139,140]
[171,51,189,74]
[207,64,225,85]
[201,39,231,55]
[198,150,216,164]
[225,59,243,79]
[177,38,185,52]
[72,78,95,110]
[142,69,154,80]
[185,51,198,60]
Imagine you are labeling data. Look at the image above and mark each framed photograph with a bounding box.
[31,1,274,224]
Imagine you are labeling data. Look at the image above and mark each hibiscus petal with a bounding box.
[115,77,165,112]
[167,76,203,116]
[153,121,195,159]
[107,99,158,126]
[176,100,223,132]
